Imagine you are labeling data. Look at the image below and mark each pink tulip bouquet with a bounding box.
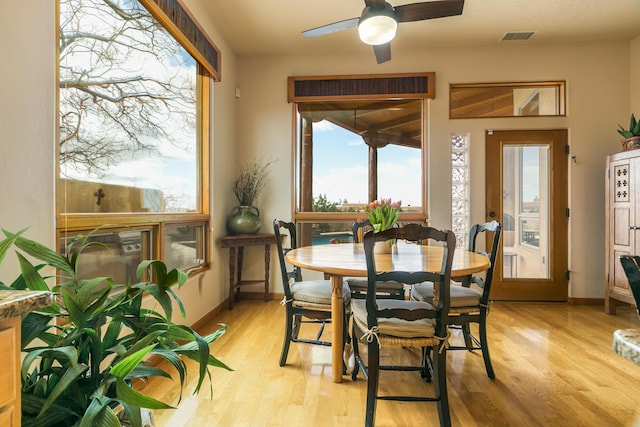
[364,198,401,231]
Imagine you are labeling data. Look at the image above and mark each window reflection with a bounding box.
[163,224,206,271]
[61,229,152,285]
[450,82,565,118]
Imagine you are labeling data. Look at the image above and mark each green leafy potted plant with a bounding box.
[0,228,231,427]
[618,113,640,151]
[227,159,274,235]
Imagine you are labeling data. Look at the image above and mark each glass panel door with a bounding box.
[502,145,550,279]
[486,129,568,301]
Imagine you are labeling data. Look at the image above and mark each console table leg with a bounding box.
[228,247,236,310]
[236,247,245,303]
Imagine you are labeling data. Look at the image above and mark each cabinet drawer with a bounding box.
[0,326,17,408]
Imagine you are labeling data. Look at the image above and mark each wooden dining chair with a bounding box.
[344,219,406,300]
[351,223,456,427]
[273,219,351,369]
[411,220,501,379]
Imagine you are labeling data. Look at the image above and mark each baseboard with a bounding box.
[227,291,284,304]
[190,303,227,332]
[568,297,604,305]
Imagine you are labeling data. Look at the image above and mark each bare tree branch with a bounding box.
[59,0,196,178]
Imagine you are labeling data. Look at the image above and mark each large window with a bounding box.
[57,0,212,280]
[295,99,424,212]
[293,99,427,245]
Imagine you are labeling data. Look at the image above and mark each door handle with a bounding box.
[488,211,496,218]
[630,226,639,230]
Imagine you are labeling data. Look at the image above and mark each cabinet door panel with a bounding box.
[613,207,631,246]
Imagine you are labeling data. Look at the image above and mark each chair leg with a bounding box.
[479,310,495,379]
[432,347,451,427]
[342,308,350,374]
[420,346,433,382]
[351,320,361,380]
[279,308,293,367]
[292,313,301,339]
[461,323,474,350]
[365,341,380,427]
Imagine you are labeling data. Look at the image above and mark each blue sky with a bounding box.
[311,121,422,206]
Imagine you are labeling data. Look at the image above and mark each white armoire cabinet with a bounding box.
[605,150,640,314]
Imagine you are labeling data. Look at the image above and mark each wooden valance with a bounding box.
[287,73,435,102]
[141,0,221,81]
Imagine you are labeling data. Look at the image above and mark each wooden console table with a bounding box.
[219,233,276,310]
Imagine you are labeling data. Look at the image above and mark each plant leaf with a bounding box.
[82,328,104,380]
[37,363,89,418]
[79,396,119,427]
[120,401,143,427]
[151,348,186,392]
[21,393,81,427]
[22,346,79,382]
[16,253,51,292]
[0,227,26,266]
[7,231,74,275]
[21,312,54,350]
[127,365,172,380]
[111,344,156,379]
[166,286,186,318]
[115,377,174,410]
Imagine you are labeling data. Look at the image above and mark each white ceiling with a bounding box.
[199,0,640,59]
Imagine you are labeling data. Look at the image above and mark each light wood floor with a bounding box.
[140,299,640,426]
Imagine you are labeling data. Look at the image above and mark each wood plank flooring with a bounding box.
[139,300,640,426]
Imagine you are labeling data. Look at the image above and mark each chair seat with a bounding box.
[352,299,436,339]
[345,277,404,292]
[291,280,351,306]
[412,281,482,308]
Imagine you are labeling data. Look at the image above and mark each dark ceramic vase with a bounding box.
[227,205,261,234]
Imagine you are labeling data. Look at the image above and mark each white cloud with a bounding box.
[312,121,336,132]
[313,160,422,206]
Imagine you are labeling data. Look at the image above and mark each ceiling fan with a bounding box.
[302,0,465,64]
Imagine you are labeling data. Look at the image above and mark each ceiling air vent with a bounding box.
[501,32,535,41]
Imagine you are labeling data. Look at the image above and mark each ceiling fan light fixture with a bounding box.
[358,5,398,45]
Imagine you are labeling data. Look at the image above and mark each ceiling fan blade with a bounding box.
[395,0,465,23]
[373,43,391,64]
[302,17,359,38]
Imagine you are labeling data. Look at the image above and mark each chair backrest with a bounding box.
[619,255,640,316]
[466,220,502,303]
[362,223,456,334]
[273,219,302,299]
[351,219,373,244]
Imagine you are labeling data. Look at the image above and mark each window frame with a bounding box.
[56,0,212,276]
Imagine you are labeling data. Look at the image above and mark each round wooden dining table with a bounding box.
[285,242,491,383]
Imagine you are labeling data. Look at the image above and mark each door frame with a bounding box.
[486,129,569,301]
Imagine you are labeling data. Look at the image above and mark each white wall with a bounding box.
[0,1,56,280]
[631,35,640,113]
[236,41,630,299]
